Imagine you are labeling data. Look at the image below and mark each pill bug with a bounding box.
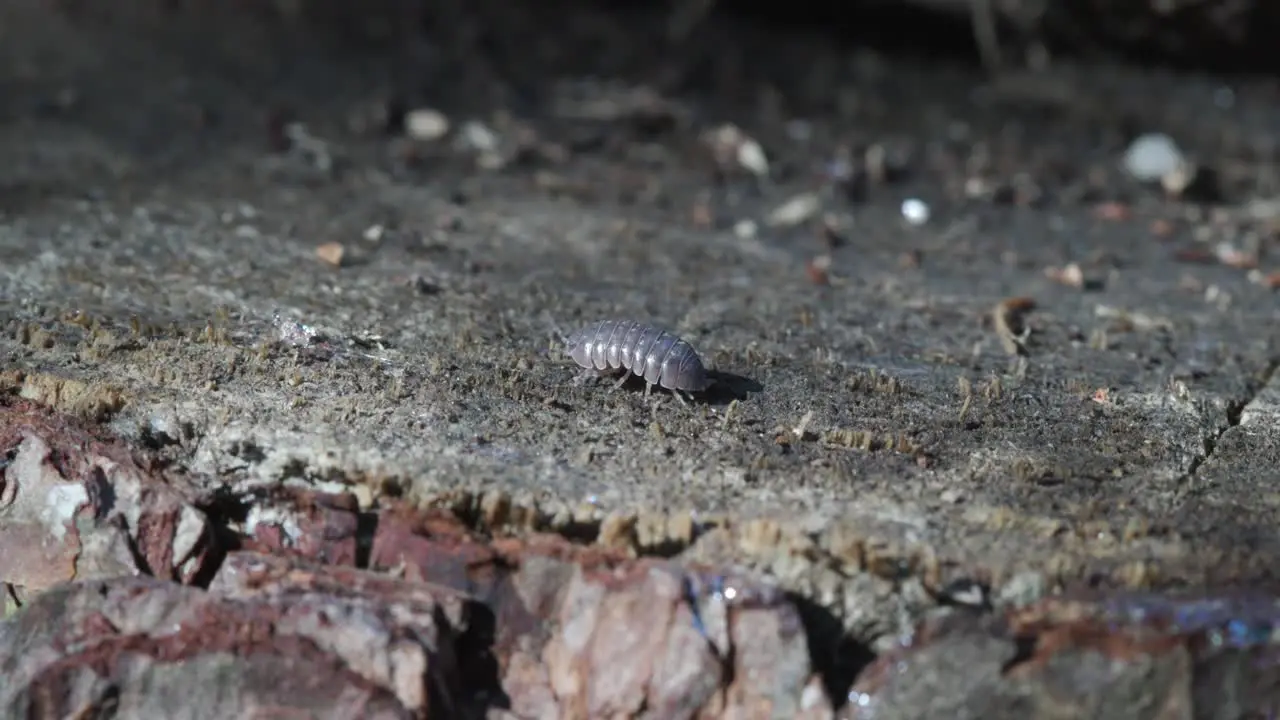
[564,319,712,403]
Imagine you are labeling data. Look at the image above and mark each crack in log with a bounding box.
[1180,358,1280,486]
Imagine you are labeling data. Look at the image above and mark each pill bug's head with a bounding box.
[563,326,591,366]
[674,348,712,392]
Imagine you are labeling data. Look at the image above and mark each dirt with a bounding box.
[3,0,1280,711]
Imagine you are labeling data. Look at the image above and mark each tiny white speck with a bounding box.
[737,139,769,177]
[901,198,930,225]
[459,121,499,153]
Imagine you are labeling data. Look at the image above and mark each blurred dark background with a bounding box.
[408,0,1280,76]
[708,0,1280,75]
[59,0,1280,76]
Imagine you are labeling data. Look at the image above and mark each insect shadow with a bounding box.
[703,370,762,405]
[602,368,760,407]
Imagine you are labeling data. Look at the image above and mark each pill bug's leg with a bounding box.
[672,389,690,407]
[574,367,617,387]
[612,372,631,390]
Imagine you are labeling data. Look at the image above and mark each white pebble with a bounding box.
[404,108,450,141]
[458,120,500,153]
[736,137,769,178]
[767,193,820,227]
[901,198,930,225]
[1123,133,1184,182]
[733,219,758,239]
[702,124,770,177]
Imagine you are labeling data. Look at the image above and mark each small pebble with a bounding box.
[703,124,770,177]
[805,255,831,285]
[901,198,930,225]
[767,192,820,227]
[315,242,345,267]
[1123,133,1184,182]
[736,137,769,177]
[458,120,500,153]
[1161,162,1198,196]
[404,108,450,141]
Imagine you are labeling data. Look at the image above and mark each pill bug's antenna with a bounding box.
[549,320,568,345]
[544,314,571,357]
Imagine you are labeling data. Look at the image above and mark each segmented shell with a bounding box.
[565,319,711,393]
